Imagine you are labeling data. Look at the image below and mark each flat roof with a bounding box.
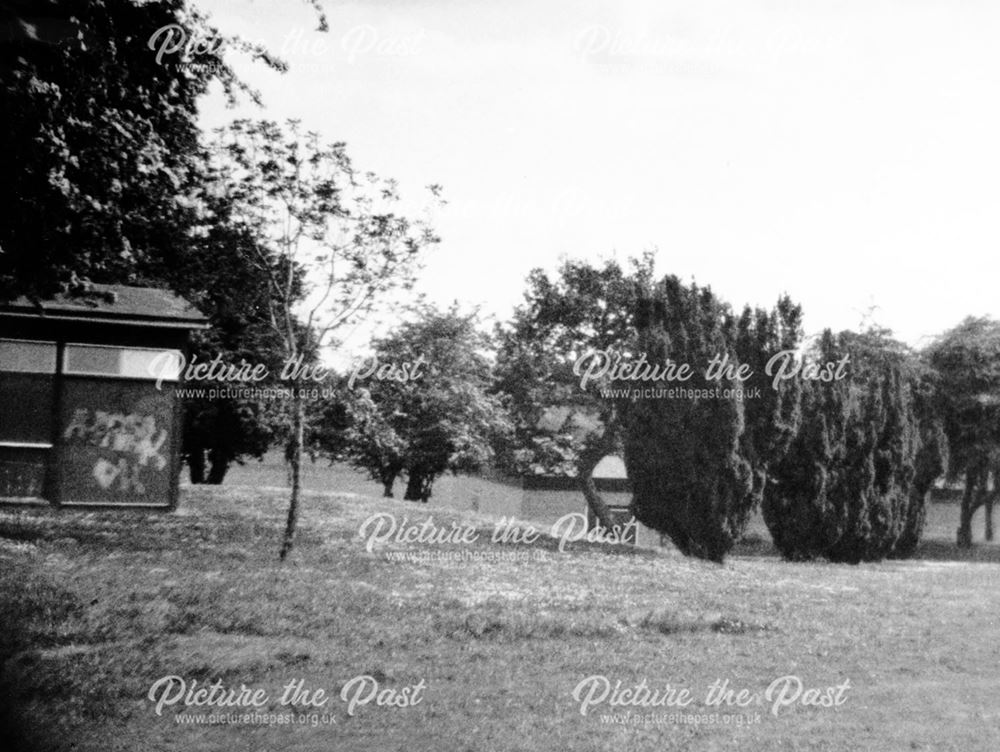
[1,284,209,329]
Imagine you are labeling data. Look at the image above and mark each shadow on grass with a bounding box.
[732,531,1000,564]
[908,539,1000,563]
[0,561,85,752]
[0,506,324,556]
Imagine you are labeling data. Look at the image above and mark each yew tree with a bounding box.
[621,276,754,562]
[763,329,935,562]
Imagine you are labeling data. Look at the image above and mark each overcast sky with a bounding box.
[196,0,1000,352]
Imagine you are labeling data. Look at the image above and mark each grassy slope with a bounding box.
[1,472,1000,751]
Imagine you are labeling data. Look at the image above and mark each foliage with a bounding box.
[617,275,805,562]
[344,304,511,501]
[733,295,805,507]
[763,329,932,562]
[622,276,754,563]
[0,0,288,300]
[494,254,654,472]
[492,253,655,529]
[925,318,1000,482]
[148,173,293,483]
[925,316,1000,545]
[892,356,949,557]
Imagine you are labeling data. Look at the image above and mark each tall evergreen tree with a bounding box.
[734,295,804,509]
[622,276,754,562]
[891,362,948,557]
[763,329,929,563]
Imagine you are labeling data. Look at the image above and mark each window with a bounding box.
[63,345,181,381]
[0,447,47,498]
[0,339,57,456]
[0,339,57,373]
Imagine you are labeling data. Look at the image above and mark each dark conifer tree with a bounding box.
[764,330,928,563]
[735,295,804,508]
[622,277,754,562]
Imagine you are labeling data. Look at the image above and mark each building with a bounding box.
[0,284,207,509]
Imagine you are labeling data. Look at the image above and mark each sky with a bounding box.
[194,0,1000,354]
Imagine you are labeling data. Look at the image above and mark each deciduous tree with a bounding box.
[0,0,290,299]
[346,305,510,502]
[925,317,1000,546]
[209,118,440,559]
[493,254,654,530]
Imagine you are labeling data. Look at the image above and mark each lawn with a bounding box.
[2,461,1000,751]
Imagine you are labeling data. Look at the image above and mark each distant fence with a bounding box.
[521,475,631,493]
[930,487,964,504]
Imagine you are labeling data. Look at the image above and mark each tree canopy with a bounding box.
[347,304,510,502]
[926,316,1000,545]
[492,253,654,529]
[0,0,288,298]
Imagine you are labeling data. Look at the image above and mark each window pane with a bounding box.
[121,349,181,381]
[65,345,120,375]
[0,373,54,443]
[0,340,56,373]
[64,345,181,381]
[0,447,47,498]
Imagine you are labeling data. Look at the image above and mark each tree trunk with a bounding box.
[404,470,433,502]
[577,432,618,532]
[986,497,994,542]
[958,467,981,547]
[206,448,229,485]
[986,467,997,542]
[279,394,305,561]
[380,465,399,498]
[188,449,206,484]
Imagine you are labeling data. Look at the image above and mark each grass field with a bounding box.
[2,460,1000,751]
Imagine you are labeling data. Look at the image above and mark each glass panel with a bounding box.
[65,345,120,376]
[0,340,57,373]
[0,373,54,443]
[0,447,47,498]
[64,345,181,381]
[121,349,181,381]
